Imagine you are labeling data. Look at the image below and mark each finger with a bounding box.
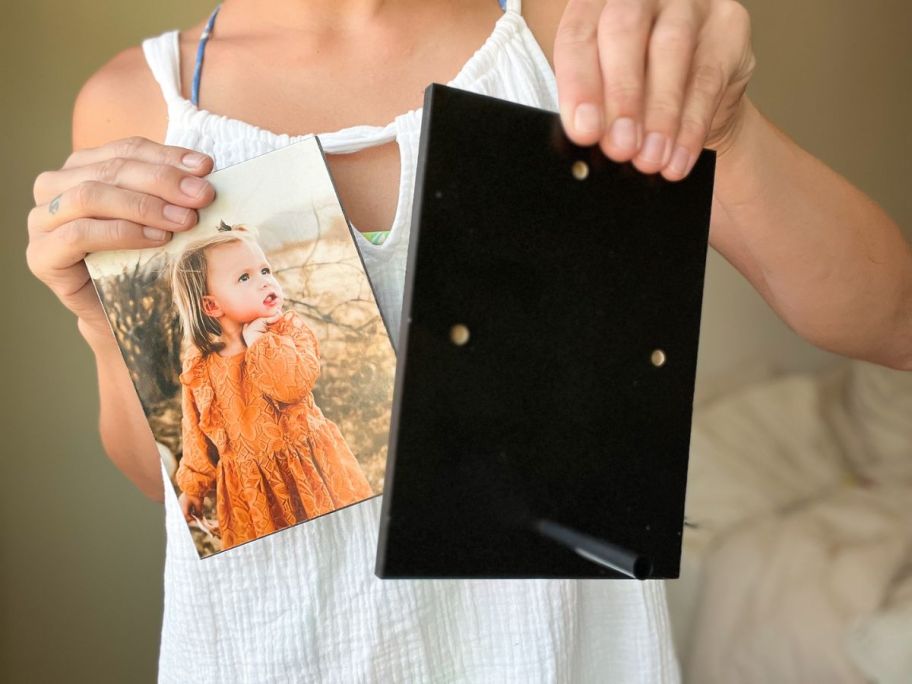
[632,1,702,174]
[33,157,215,210]
[28,181,197,237]
[62,136,213,176]
[24,241,93,304]
[596,0,659,161]
[554,0,609,145]
[27,218,172,276]
[659,61,726,181]
[661,3,750,180]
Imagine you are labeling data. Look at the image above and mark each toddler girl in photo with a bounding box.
[170,223,373,550]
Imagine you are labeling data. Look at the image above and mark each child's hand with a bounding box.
[242,313,283,349]
[178,491,204,523]
[191,513,221,540]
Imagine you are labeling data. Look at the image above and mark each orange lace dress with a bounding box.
[175,309,374,550]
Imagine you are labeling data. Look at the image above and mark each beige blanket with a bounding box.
[669,361,912,684]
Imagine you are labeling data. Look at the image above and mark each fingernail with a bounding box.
[684,153,698,176]
[640,132,669,165]
[163,204,192,224]
[573,103,602,136]
[609,117,638,154]
[181,153,207,169]
[668,145,692,176]
[143,227,168,241]
[180,176,208,198]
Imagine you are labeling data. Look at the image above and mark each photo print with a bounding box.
[85,139,396,558]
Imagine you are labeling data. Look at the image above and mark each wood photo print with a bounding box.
[87,139,396,558]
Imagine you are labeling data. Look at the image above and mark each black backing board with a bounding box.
[375,84,715,579]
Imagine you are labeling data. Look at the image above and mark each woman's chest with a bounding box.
[175,5,503,235]
[324,143,402,235]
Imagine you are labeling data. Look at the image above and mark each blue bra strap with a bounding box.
[191,0,508,107]
[191,4,221,107]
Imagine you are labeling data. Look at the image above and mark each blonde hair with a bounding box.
[170,222,262,356]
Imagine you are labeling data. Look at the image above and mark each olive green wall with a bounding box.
[1,2,909,682]
[1,4,206,684]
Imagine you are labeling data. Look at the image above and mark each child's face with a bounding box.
[201,239,285,324]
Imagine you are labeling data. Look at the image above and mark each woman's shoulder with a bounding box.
[71,43,168,150]
[71,22,209,151]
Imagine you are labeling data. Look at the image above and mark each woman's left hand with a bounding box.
[553,0,756,180]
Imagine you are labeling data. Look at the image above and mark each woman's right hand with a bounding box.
[26,137,216,342]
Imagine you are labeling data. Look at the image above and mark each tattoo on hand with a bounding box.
[49,195,61,215]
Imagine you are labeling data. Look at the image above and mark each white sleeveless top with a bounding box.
[142,2,681,681]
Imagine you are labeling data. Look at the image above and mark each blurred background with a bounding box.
[1,1,910,682]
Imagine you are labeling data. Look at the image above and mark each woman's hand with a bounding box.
[26,137,216,340]
[242,313,284,349]
[553,0,756,180]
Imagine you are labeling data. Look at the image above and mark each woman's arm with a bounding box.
[80,321,168,502]
[68,47,211,502]
[711,97,912,370]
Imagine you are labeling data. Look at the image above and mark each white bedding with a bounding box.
[668,360,912,683]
